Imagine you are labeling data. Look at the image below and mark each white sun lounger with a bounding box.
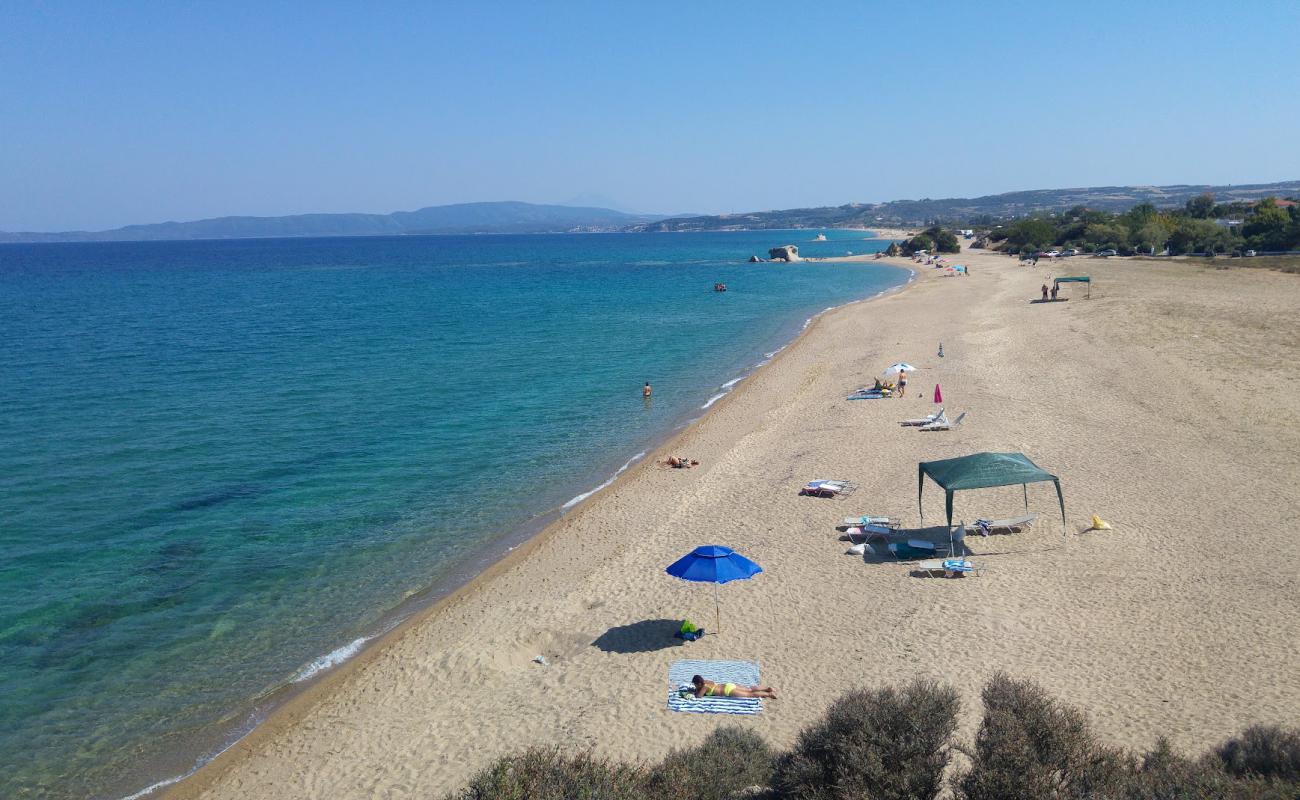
[843,523,897,542]
[900,408,944,426]
[801,479,857,498]
[915,558,982,577]
[841,515,899,528]
[919,410,967,431]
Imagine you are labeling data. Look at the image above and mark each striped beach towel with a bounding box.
[667,659,762,715]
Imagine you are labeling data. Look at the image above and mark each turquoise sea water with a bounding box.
[0,230,902,799]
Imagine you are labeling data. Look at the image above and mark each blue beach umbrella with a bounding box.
[665,545,762,635]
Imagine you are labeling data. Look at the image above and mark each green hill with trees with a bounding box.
[984,194,1300,256]
[630,181,1300,232]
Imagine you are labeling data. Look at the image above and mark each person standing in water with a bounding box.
[643,382,653,398]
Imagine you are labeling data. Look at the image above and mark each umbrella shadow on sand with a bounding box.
[591,619,686,654]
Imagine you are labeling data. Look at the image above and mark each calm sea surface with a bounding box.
[0,230,901,798]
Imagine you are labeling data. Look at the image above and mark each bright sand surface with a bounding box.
[166,251,1299,799]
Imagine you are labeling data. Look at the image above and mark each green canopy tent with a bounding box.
[1053,276,1091,299]
[919,452,1066,535]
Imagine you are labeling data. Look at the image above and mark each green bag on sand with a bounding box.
[680,619,699,634]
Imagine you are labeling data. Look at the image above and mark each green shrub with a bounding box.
[646,726,775,800]
[957,673,1128,799]
[444,747,645,800]
[1216,724,1300,782]
[773,679,959,800]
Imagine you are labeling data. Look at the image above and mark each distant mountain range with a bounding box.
[631,180,1300,232]
[5,181,1299,243]
[0,202,667,243]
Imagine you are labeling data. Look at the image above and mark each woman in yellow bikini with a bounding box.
[691,674,778,699]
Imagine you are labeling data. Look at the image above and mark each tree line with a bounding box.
[979,194,1300,256]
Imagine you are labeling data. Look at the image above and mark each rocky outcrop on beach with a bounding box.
[768,245,801,262]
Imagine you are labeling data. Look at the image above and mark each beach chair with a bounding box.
[973,513,1038,535]
[915,558,982,577]
[919,410,966,431]
[843,523,897,542]
[900,408,944,426]
[801,480,857,498]
[840,515,899,528]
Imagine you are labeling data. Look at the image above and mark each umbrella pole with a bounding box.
[713,582,722,635]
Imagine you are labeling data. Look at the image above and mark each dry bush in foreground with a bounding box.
[444,748,644,800]
[773,678,960,800]
[646,726,775,800]
[444,677,1300,800]
[1216,723,1300,783]
[956,672,1129,799]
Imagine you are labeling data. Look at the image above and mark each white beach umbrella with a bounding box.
[883,362,919,375]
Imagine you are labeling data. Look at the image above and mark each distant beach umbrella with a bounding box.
[934,384,943,404]
[883,362,919,375]
[665,545,762,635]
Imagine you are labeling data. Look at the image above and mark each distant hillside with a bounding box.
[0,202,665,243]
[630,180,1300,232]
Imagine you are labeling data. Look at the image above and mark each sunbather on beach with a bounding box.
[664,456,699,468]
[691,675,777,699]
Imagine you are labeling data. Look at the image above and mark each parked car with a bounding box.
[1096,249,1118,257]
[1244,249,1257,257]
[1060,248,1079,257]
[1045,250,1060,258]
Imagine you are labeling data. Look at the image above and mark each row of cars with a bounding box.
[1021,247,1117,260]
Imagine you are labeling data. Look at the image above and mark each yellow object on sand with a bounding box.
[1090,515,1112,531]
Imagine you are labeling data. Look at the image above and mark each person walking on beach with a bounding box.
[1042,283,1049,301]
[1050,284,1059,301]
[643,382,653,398]
[897,370,907,398]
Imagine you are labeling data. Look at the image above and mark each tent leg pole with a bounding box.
[1023,484,1029,513]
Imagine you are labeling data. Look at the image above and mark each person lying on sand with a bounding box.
[663,456,699,468]
[691,675,777,699]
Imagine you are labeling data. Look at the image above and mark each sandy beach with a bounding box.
[166,250,1300,799]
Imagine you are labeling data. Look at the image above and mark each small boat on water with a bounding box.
[814,233,827,241]
[713,282,727,292]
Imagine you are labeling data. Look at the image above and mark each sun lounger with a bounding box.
[801,479,857,498]
[919,410,966,431]
[841,515,899,528]
[900,408,944,426]
[915,558,982,577]
[668,659,763,715]
[843,523,897,542]
[974,513,1038,535]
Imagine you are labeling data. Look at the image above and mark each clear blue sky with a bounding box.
[3,1,1298,231]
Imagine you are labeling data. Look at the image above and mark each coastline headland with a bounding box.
[163,249,1299,800]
